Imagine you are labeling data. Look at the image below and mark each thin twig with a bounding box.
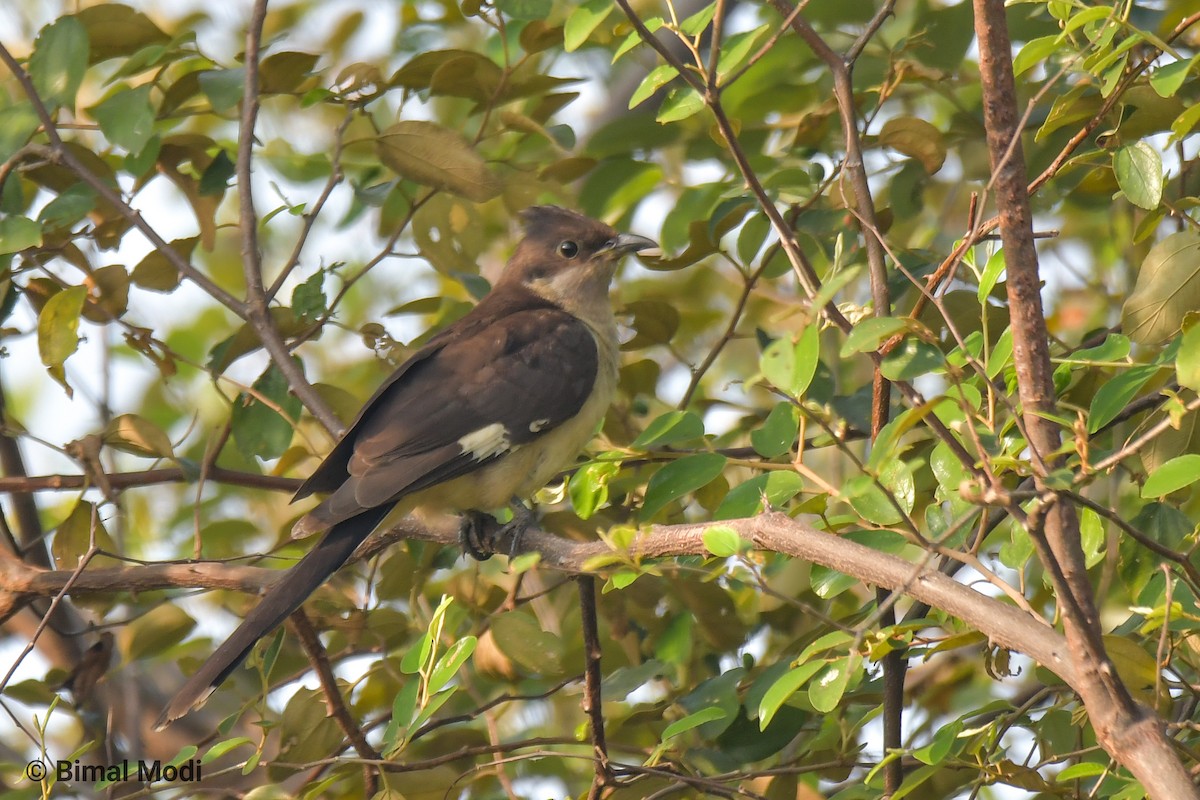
[266,111,354,301]
[234,0,343,436]
[290,609,381,794]
[0,46,247,316]
[578,575,610,799]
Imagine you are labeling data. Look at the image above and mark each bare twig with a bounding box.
[235,0,343,436]
[577,576,610,799]
[290,609,381,794]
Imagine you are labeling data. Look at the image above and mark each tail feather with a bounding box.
[155,505,392,729]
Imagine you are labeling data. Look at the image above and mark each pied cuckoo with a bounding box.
[156,205,656,727]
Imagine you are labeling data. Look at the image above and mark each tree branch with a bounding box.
[0,512,1079,693]
[236,0,343,437]
[972,0,1196,795]
[0,44,247,316]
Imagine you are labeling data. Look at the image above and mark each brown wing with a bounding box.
[293,294,598,531]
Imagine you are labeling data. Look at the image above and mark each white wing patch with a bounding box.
[458,423,512,461]
[529,418,551,433]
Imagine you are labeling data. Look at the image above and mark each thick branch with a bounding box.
[1,513,1078,693]
[972,1,1196,795]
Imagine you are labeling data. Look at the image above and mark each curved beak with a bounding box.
[608,232,660,258]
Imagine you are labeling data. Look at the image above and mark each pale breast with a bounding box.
[409,320,618,513]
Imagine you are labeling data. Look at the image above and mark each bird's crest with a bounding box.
[518,205,616,245]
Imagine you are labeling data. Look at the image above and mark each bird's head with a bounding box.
[501,206,657,307]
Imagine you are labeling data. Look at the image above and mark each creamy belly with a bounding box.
[401,321,618,514]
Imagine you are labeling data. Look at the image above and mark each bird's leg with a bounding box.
[459,510,497,562]
[501,498,536,559]
[458,499,536,561]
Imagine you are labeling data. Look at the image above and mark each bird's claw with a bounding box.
[459,510,497,561]
[458,501,536,562]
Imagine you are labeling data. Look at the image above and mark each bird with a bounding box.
[155,205,657,728]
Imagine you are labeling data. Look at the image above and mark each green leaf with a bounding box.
[641,453,727,519]
[77,4,169,62]
[200,737,253,765]
[386,680,421,745]
[564,0,614,52]
[714,471,804,520]
[1056,762,1108,782]
[913,720,963,765]
[715,24,770,81]
[231,364,303,461]
[657,86,705,123]
[124,603,196,661]
[1142,454,1200,498]
[661,707,727,741]
[629,64,678,109]
[612,18,663,62]
[1013,35,1060,78]
[496,0,552,20]
[1068,332,1130,363]
[1087,364,1158,433]
[102,413,174,458]
[760,324,819,397]
[880,338,944,381]
[291,272,327,322]
[38,285,87,395]
[198,68,246,112]
[0,104,40,162]
[607,569,639,590]
[632,410,705,449]
[808,654,859,713]
[29,17,89,109]
[38,185,97,230]
[841,317,907,356]
[428,636,477,694]
[1151,56,1196,98]
[0,215,43,254]
[131,238,196,293]
[1114,142,1163,210]
[90,84,156,154]
[702,525,743,557]
[568,459,621,519]
[51,499,119,565]
[929,441,967,497]
[1123,231,1200,344]
[844,463,914,525]
[1170,102,1200,144]
[758,661,824,729]
[1178,325,1200,391]
[198,149,235,195]
[490,612,563,675]
[680,2,717,35]
[376,121,501,202]
[750,402,799,457]
[1079,506,1105,568]
[879,117,945,174]
[259,51,320,94]
[977,248,1006,303]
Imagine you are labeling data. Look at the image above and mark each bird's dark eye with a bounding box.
[558,240,579,259]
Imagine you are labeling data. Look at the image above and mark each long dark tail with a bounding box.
[155,505,392,729]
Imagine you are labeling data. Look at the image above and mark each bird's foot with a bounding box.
[502,500,536,559]
[459,510,498,561]
[458,501,536,561]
